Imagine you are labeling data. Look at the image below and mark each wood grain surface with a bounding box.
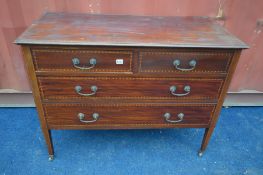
[139,49,234,73]
[31,47,133,73]
[38,77,223,101]
[44,104,215,129]
[15,12,248,48]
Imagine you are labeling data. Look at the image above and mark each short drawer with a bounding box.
[44,104,215,128]
[38,77,223,101]
[31,48,133,73]
[139,49,234,74]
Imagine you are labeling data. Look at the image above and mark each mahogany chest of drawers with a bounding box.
[15,12,248,160]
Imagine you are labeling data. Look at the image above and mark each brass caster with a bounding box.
[48,155,54,161]
[198,150,203,157]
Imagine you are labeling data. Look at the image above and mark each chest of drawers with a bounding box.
[15,12,248,160]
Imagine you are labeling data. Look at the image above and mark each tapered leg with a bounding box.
[22,47,55,160]
[42,129,54,161]
[198,127,215,157]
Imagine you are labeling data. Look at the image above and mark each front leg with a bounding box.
[198,127,215,157]
[44,129,54,161]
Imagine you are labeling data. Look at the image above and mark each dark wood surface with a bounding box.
[17,13,247,157]
[31,46,234,75]
[44,104,214,128]
[15,12,248,48]
[32,47,133,73]
[38,77,223,101]
[139,49,233,73]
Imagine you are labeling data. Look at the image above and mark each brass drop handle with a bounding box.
[163,112,184,123]
[78,113,99,123]
[173,59,197,71]
[72,57,97,70]
[170,85,191,96]
[75,85,97,96]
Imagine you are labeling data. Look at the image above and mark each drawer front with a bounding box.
[38,77,223,100]
[139,49,234,74]
[44,104,215,128]
[31,48,133,73]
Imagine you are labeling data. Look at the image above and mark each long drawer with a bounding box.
[31,48,133,73]
[44,104,215,129]
[38,77,223,101]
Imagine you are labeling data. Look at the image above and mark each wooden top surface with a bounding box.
[15,12,248,48]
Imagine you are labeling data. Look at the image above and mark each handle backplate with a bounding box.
[75,85,97,96]
[173,59,197,71]
[170,85,191,96]
[72,57,97,70]
[78,113,99,123]
[163,112,184,123]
